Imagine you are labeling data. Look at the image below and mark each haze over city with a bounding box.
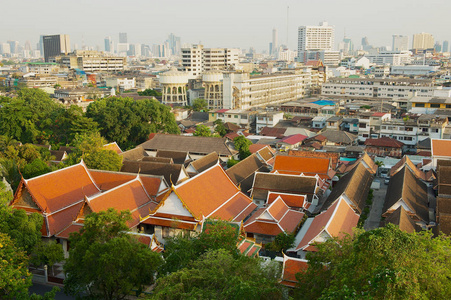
[2,0,451,50]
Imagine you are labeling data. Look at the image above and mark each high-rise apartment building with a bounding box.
[271,28,278,55]
[392,35,409,51]
[119,32,127,43]
[181,45,239,79]
[0,43,11,55]
[42,34,70,62]
[443,41,449,53]
[104,36,113,53]
[434,42,442,53]
[297,22,334,52]
[167,33,181,56]
[7,41,19,54]
[412,33,434,50]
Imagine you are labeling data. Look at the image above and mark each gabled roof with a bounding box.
[50,150,67,162]
[139,134,236,157]
[267,192,307,209]
[120,161,187,185]
[384,206,420,233]
[156,150,189,165]
[432,139,451,158]
[437,197,451,235]
[364,137,404,148]
[249,144,268,154]
[86,178,158,228]
[278,134,307,145]
[288,150,340,169]
[251,173,318,201]
[260,127,287,138]
[390,156,426,180]
[102,142,122,154]
[244,197,304,236]
[256,146,276,163]
[173,164,256,221]
[383,166,429,223]
[322,162,374,214]
[237,238,261,257]
[437,165,451,195]
[295,198,359,251]
[226,153,270,194]
[272,155,332,179]
[142,156,174,164]
[280,254,308,288]
[119,146,149,161]
[188,152,219,174]
[319,130,357,145]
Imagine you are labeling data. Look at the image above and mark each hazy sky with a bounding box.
[2,0,451,51]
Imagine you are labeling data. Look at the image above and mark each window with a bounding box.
[234,115,238,118]
[405,127,413,131]
[382,126,386,129]
[415,103,425,107]
[430,104,440,108]
[404,137,413,141]
[359,123,367,128]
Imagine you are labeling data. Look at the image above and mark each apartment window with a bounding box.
[415,103,425,107]
[405,127,413,132]
[234,115,238,118]
[381,126,386,129]
[430,104,440,108]
[404,137,413,141]
[363,134,369,137]
[433,128,439,133]
[422,128,428,132]
[241,115,247,119]
[446,104,451,109]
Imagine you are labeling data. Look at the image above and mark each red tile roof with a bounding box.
[280,255,308,288]
[432,139,451,157]
[364,137,404,148]
[273,155,332,178]
[295,198,359,251]
[249,144,267,154]
[279,134,308,145]
[371,112,387,117]
[288,150,340,169]
[267,192,306,209]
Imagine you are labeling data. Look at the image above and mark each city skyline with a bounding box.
[1,0,451,52]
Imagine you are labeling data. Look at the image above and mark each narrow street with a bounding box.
[364,178,388,231]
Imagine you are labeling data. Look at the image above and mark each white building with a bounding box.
[298,22,334,52]
[364,51,412,66]
[278,49,298,62]
[223,70,309,110]
[105,77,135,91]
[181,45,239,79]
[390,65,439,76]
[299,50,340,66]
[255,111,284,134]
[412,33,434,50]
[392,35,409,51]
[60,50,125,72]
[159,70,189,106]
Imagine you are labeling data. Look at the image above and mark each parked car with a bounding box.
[384,177,390,185]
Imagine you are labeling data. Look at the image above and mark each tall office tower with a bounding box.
[339,36,353,55]
[392,35,409,51]
[119,32,127,43]
[272,28,278,55]
[167,33,181,56]
[104,36,113,52]
[0,43,11,55]
[38,35,45,55]
[412,33,434,50]
[298,21,334,52]
[7,41,19,54]
[42,34,70,62]
[434,42,442,53]
[443,41,449,52]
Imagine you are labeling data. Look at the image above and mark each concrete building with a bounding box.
[299,50,340,66]
[392,35,409,51]
[256,111,284,133]
[159,69,189,106]
[105,77,136,91]
[181,45,239,79]
[321,77,435,100]
[298,21,334,52]
[278,49,298,62]
[223,70,309,110]
[119,32,128,43]
[20,62,61,74]
[43,34,70,62]
[202,71,223,110]
[60,50,125,72]
[0,43,11,55]
[443,41,449,52]
[271,28,278,56]
[412,33,434,50]
[390,65,439,76]
[104,36,113,53]
[364,51,412,66]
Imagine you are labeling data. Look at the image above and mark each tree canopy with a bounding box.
[86,97,179,150]
[137,89,162,97]
[295,224,451,299]
[192,98,208,112]
[233,136,252,160]
[193,124,213,137]
[64,209,163,300]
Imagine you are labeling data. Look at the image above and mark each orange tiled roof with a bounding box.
[244,197,304,236]
[209,193,257,222]
[174,165,253,220]
[55,222,84,239]
[45,202,85,237]
[267,192,306,208]
[296,198,359,251]
[280,255,308,288]
[273,155,331,178]
[432,139,451,157]
[23,162,100,213]
[87,178,158,228]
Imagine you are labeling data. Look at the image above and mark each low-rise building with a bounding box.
[256,111,284,134]
[60,50,125,72]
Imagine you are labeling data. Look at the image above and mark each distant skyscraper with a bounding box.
[272,28,278,55]
[361,36,372,51]
[339,36,353,55]
[434,42,442,53]
[412,33,434,50]
[443,41,449,52]
[298,22,334,52]
[104,36,113,52]
[119,32,127,43]
[42,34,70,62]
[7,41,19,54]
[167,33,181,56]
[392,35,409,51]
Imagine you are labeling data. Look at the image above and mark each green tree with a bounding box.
[265,232,296,253]
[64,209,163,300]
[193,124,212,137]
[86,97,179,149]
[233,136,252,160]
[295,224,451,299]
[160,220,239,276]
[137,89,162,97]
[21,159,51,179]
[30,240,64,268]
[152,249,282,300]
[84,149,123,171]
[192,98,208,112]
[214,119,227,137]
[0,232,32,299]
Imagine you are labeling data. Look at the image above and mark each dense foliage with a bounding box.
[64,209,163,300]
[295,224,451,299]
[138,89,162,97]
[233,135,252,160]
[86,97,179,149]
[192,98,208,112]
